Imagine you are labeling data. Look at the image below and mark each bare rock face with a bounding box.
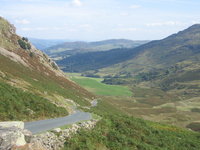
[0,122,32,150]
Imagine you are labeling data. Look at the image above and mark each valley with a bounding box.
[51,24,200,133]
[1,13,200,149]
[66,73,200,131]
[67,73,132,96]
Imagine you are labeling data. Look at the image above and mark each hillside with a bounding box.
[0,17,94,121]
[101,24,200,75]
[97,24,200,131]
[64,97,200,150]
[45,39,148,57]
[57,47,142,72]
[99,24,200,92]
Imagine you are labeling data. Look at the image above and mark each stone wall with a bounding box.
[0,119,98,150]
[31,119,98,150]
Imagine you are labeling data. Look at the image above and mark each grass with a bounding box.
[91,113,102,120]
[70,75,132,96]
[0,80,68,121]
[63,98,200,150]
[0,54,92,107]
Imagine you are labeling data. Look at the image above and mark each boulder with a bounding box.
[0,127,26,149]
[0,121,31,149]
[0,121,24,130]
[51,128,61,133]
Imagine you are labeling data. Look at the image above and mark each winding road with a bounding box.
[25,100,97,134]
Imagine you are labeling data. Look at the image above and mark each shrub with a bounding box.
[22,37,29,42]
[29,52,34,58]
[51,62,59,70]
[18,38,31,50]
[63,100,200,150]
[0,81,68,121]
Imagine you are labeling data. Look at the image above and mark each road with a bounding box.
[24,110,91,134]
[25,100,98,134]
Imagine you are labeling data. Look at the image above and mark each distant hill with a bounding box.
[101,24,200,75]
[0,17,94,121]
[55,40,149,72]
[56,47,143,72]
[45,39,149,56]
[97,24,200,101]
[29,38,68,50]
[57,25,200,75]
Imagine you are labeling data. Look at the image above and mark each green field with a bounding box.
[69,75,132,96]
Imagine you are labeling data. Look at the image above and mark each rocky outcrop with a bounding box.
[31,119,98,150]
[0,47,29,67]
[0,122,32,150]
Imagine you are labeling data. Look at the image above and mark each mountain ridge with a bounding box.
[45,39,149,56]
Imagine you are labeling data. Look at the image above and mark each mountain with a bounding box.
[97,24,200,90]
[101,24,200,75]
[55,40,149,72]
[56,47,142,72]
[45,39,149,56]
[0,17,94,121]
[57,24,200,77]
[28,38,67,50]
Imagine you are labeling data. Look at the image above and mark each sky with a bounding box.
[0,0,200,41]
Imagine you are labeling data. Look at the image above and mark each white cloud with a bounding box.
[79,24,91,28]
[15,19,30,24]
[146,21,182,27]
[34,27,49,31]
[120,12,129,16]
[72,0,82,7]
[130,5,141,9]
[115,27,138,32]
[21,27,48,31]
[191,21,200,24]
[21,27,61,31]
[21,27,32,31]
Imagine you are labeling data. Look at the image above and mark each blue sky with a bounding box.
[0,0,200,41]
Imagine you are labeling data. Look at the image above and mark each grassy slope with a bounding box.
[0,17,94,121]
[70,75,132,96]
[0,54,92,107]
[0,80,68,121]
[63,99,200,150]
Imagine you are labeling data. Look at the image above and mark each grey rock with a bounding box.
[0,127,26,149]
[51,128,61,133]
[0,121,24,130]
